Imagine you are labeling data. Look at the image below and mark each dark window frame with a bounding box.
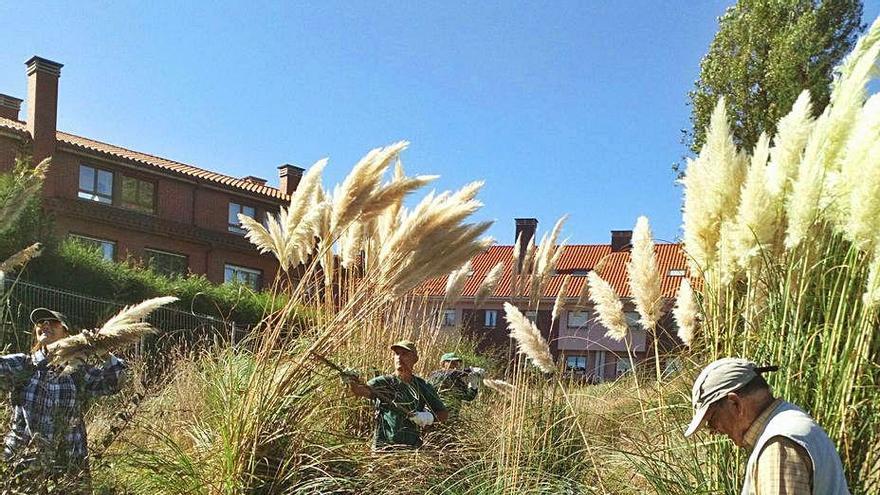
[224,263,263,290]
[228,202,257,234]
[68,233,117,261]
[144,248,189,277]
[119,175,157,214]
[78,164,114,204]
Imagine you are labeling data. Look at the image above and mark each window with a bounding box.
[120,176,155,213]
[616,356,633,376]
[570,270,591,276]
[442,309,456,327]
[228,202,256,234]
[567,310,590,327]
[484,310,498,327]
[667,268,687,277]
[525,310,538,322]
[591,351,607,379]
[78,165,113,204]
[565,355,587,374]
[69,234,115,261]
[224,264,262,290]
[145,248,188,277]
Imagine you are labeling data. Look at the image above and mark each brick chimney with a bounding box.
[515,218,538,273]
[0,94,23,121]
[611,230,632,252]
[25,56,63,163]
[278,164,305,196]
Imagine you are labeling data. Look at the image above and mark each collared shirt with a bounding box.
[0,350,126,467]
[743,399,814,495]
[366,374,447,450]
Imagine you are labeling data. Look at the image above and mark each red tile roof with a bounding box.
[0,117,290,202]
[418,243,688,300]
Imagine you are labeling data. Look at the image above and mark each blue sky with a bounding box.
[1,1,878,245]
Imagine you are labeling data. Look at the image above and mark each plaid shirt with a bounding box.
[0,350,126,467]
[743,399,814,494]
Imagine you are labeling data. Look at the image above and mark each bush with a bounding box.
[25,239,286,325]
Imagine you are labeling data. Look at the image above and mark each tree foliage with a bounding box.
[687,0,864,155]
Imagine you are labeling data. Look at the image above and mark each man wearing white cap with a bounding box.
[685,357,849,494]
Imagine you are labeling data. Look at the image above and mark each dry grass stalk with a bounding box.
[503,302,555,373]
[377,181,492,297]
[0,242,42,273]
[574,277,590,308]
[474,262,504,307]
[483,378,515,396]
[331,141,408,233]
[552,274,571,324]
[444,261,472,305]
[672,278,698,347]
[48,296,179,367]
[627,216,662,329]
[587,271,628,341]
[240,159,329,271]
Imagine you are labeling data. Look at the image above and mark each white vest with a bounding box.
[742,401,849,495]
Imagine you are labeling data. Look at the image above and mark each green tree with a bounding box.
[687,0,864,155]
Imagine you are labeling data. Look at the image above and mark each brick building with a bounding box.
[0,56,302,289]
[420,218,688,382]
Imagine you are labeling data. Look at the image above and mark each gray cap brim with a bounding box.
[684,403,711,437]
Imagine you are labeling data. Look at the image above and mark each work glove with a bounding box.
[467,367,485,388]
[340,368,359,386]
[408,411,435,427]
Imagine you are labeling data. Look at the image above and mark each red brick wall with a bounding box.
[158,179,194,224]
[0,134,20,173]
[0,140,282,289]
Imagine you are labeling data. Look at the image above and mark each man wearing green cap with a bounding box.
[427,353,482,416]
[685,357,849,494]
[347,340,448,450]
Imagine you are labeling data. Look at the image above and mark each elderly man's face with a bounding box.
[393,348,417,374]
[35,320,68,346]
[704,394,750,447]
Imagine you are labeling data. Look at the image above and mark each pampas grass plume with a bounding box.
[587,271,628,342]
[627,216,662,329]
[732,133,779,270]
[673,278,698,347]
[474,262,504,307]
[552,274,571,324]
[444,261,472,305]
[503,302,555,373]
[49,296,179,367]
[0,242,42,273]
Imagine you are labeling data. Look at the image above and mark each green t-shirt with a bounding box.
[366,374,447,449]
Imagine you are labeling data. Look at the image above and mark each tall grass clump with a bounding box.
[623,17,880,494]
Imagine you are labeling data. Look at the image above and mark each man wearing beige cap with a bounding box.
[685,357,849,494]
[347,340,448,450]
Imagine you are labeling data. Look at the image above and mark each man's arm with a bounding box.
[420,380,449,422]
[754,436,813,495]
[0,354,30,392]
[83,354,127,397]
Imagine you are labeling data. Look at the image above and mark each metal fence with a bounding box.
[0,277,243,353]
